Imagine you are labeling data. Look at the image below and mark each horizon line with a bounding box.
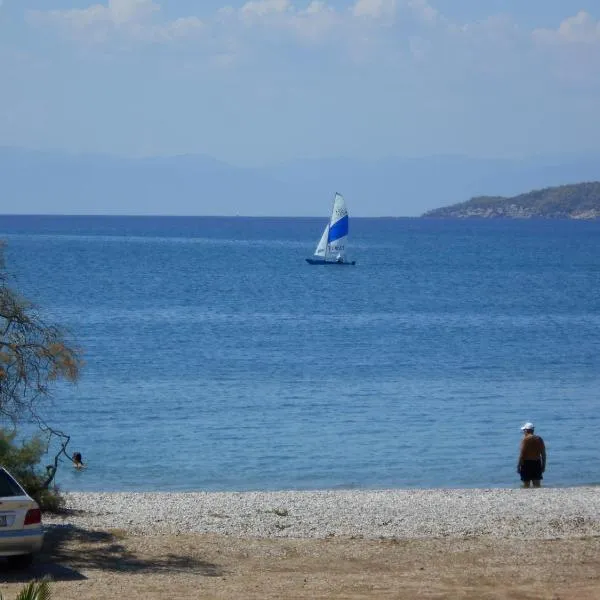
[0,213,418,219]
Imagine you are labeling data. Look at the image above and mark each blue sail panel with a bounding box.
[328,215,348,243]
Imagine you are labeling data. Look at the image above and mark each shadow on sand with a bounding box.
[0,519,224,584]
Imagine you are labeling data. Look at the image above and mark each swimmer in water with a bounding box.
[72,452,85,469]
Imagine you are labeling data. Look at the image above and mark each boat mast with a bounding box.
[326,192,337,262]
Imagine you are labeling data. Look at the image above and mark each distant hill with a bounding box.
[2,147,600,216]
[0,147,295,217]
[422,182,600,219]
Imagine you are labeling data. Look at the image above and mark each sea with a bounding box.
[1,215,599,492]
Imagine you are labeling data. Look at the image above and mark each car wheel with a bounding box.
[6,553,34,569]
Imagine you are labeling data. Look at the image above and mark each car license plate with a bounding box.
[0,515,6,527]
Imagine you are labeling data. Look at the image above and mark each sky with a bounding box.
[1,0,600,167]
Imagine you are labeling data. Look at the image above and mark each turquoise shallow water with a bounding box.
[1,216,600,491]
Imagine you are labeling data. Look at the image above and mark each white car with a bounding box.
[0,466,44,567]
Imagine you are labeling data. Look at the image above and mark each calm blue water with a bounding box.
[1,215,600,492]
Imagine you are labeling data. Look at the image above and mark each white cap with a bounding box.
[520,422,535,431]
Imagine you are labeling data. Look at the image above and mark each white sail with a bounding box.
[314,224,329,257]
[307,192,354,264]
[327,193,348,259]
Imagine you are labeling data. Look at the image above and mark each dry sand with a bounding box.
[0,489,599,599]
[1,530,599,599]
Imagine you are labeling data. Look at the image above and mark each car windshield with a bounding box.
[0,468,26,497]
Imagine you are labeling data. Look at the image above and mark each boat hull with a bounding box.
[306,258,356,266]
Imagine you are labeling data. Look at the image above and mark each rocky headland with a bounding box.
[423,181,600,219]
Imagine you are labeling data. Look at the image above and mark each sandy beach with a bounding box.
[1,488,599,599]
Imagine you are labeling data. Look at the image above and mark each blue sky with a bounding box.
[1,0,600,166]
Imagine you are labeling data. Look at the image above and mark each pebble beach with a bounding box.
[5,487,596,600]
[46,487,600,539]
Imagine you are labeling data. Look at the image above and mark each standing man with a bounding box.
[517,422,546,488]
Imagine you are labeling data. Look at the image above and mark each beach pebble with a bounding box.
[44,488,600,539]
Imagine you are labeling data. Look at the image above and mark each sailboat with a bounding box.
[306,192,356,265]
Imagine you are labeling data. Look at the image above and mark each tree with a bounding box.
[0,241,83,496]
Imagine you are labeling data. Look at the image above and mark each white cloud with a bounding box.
[218,0,343,45]
[35,0,159,28]
[109,0,158,25]
[305,1,326,14]
[27,0,410,47]
[533,11,600,45]
[352,0,396,20]
[27,0,202,42]
[165,17,204,38]
[448,14,520,44]
[131,16,204,42]
[291,2,340,41]
[240,0,291,18]
[24,1,445,51]
[406,0,437,23]
[22,0,600,85]
[531,12,600,86]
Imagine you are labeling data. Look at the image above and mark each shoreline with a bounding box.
[45,486,600,539]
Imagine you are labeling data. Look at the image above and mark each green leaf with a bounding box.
[14,579,52,600]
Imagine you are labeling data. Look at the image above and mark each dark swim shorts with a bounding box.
[520,459,543,482]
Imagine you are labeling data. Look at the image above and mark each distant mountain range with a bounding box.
[422,182,600,219]
[1,147,600,217]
